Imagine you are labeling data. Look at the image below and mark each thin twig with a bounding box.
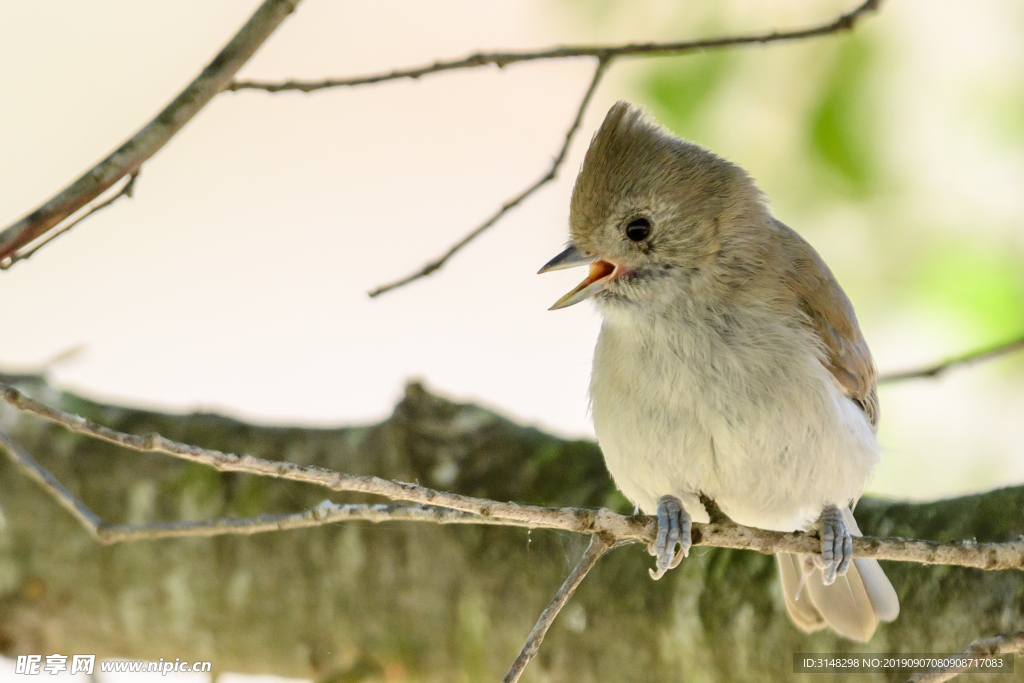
[1,173,139,270]
[699,492,733,524]
[0,0,305,265]
[0,382,641,538]
[0,431,104,536]
[904,632,1024,683]
[0,429,528,544]
[366,0,882,296]
[2,382,1023,570]
[229,0,880,94]
[503,533,613,683]
[367,57,610,297]
[880,333,1024,384]
[1,0,881,277]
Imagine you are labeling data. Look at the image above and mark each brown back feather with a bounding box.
[772,219,879,430]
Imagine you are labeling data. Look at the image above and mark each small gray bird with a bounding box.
[540,101,899,642]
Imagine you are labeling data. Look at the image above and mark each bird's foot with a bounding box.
[812,504,852,585]
[647,495,691,580]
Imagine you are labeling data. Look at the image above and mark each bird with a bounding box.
[539,101,899,642]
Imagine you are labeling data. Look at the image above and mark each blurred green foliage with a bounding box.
[549,0,1024,497]
[623,7,1024,346]
[807,37,878,195]
[910,240,1024,342]
[644,52,734,139]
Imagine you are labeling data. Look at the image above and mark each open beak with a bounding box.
[538,245,620,310]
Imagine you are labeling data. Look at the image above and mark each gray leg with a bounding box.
[813,504,853,585]
[647,495,691,580]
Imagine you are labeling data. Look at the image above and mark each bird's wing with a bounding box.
[772,218,879,430]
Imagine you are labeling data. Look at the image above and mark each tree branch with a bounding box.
[368,57,610,297]
[879,333,1024,384]
[356,0,882,296]
[229,0,880,94]
[2,381,1022,571]
[502,533,613,683]
[0,430,103,536]
[0,172,139,271]
[0,429,527,544]
[904,632,1024,683]
[0,0,304,266]
[1,0,882,281]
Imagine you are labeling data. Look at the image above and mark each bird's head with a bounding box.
[540,101,765,311]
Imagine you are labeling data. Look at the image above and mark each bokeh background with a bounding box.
[1,0,1022,678]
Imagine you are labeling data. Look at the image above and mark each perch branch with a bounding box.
[367,57,609,297]
[904,632,1024,683]
[503,533,613,683]
[0,0,304,266]
[230,0,880,94]
[2,382,1023,570]
[879,333,1024,384]
[0,430,529,544]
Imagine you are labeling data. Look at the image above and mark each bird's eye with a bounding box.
[625,217,651,242]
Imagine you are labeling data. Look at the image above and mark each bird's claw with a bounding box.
[813,504,852,585]
[647,495,691,580]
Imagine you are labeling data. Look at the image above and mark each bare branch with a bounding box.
[2,381,1023,570]
[0,382,642,538]
[1,0,882,280]
[699,492,733,524]
[904,632,1024,683]
[879,333,1024,384]
[0,0,305,266]
[229,0,880,94]
[368,57,610,297]
[0,430,526,543]
[0,430,104,536]
[1,173,139,271]
[355,1,882,295]
[99,503,527,542]
[503,533,613,683]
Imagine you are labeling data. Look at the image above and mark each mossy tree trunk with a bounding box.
[0,376,1020,682]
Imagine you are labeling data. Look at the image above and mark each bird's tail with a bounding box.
[776,507,899,642]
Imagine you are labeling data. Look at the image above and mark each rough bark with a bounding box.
[0,375,1020,682]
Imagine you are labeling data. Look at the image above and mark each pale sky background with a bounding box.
[1,0,1023,679]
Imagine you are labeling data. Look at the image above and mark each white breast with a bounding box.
[590,304,879,531]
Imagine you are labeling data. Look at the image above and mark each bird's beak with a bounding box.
[538,245,619,310]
